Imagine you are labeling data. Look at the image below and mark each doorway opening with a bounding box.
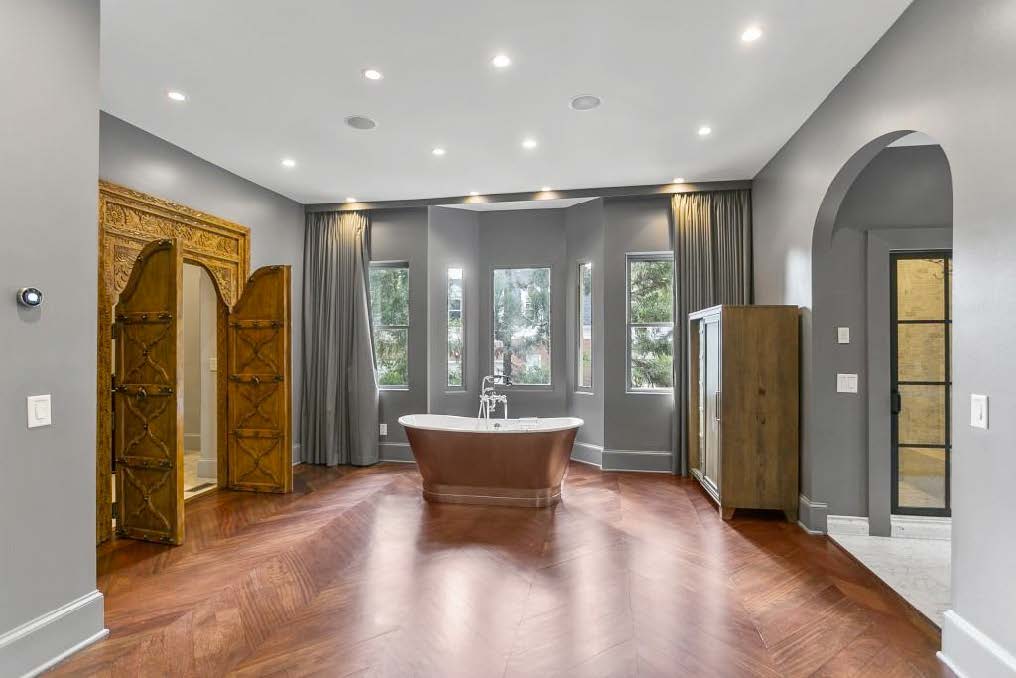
[183,263,219,500]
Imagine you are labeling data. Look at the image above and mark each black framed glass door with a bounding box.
[890,251,952,516]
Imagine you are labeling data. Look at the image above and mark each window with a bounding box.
[626,253,674,391]
[577,262,593,390]
[369,262,409,388]
[492,267,551,386]
[447,267,464,388]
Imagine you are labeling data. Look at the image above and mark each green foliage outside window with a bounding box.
[369,264,409,387]
[628,257,674,390]
[493,268,551,385]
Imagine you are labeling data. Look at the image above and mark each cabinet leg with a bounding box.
[720,506,735,520]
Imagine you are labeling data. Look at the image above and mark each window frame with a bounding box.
[490,265,553,390]
[446,266,465,392]
[368,260,410,391]
[576,260,594,393]
[625,252,675,394]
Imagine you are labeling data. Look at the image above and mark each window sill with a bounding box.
[574,389,595,396]
[625,389,674,396]
[380,386,410,393]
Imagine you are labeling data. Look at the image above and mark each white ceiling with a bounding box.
[101,0,911,205]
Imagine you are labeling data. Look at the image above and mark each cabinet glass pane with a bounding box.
[898,447,946,509]
[897,324,946,382]
[896,258,946,320]
[898,384,946,445]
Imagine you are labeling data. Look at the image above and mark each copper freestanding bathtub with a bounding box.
[398,414,583,507]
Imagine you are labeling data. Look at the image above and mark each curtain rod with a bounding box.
[304,180,751,213]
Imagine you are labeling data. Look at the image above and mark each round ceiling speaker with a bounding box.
[569,94,602,111]
[345,115,377,130]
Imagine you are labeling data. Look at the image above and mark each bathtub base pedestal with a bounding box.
[422,483,562,508]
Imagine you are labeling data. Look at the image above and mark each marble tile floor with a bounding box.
[829,532,951,627]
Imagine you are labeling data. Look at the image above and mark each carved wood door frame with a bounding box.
[97,181,251,544]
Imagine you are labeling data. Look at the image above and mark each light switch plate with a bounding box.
[837,327,850,344]
[970,394,988,429]
[27,394,52,428]
[209,357,218,372]
[836,373,858,394]
[379,423,388,436]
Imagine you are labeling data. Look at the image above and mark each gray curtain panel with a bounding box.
[301,211,380,466]
[671,190,752,473]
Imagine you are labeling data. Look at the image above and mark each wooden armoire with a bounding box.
[687,305,799,521]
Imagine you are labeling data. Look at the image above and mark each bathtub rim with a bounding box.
[398,414,584,434]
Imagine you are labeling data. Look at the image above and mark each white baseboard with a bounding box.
[570,442,603,467]
[891,514,951,541]
[601,449,673,473]
[292,443,302,465]
[941,609,1016,678]
[379,441,414,463]
[798,494,828,533]
[0,590,106,678]
[196,457,217,478]
[826,515,870,536]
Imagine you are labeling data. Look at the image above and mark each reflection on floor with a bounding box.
[898,448,947,509]
[829,532,950,627]
[184,450,216,500]
[51,463,949,677]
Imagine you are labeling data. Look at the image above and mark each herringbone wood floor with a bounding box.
[49,463,951,677]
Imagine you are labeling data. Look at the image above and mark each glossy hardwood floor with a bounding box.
[50,463,951,677]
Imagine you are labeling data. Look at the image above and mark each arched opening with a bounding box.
[810,130,954,627]
[181,261,224,499]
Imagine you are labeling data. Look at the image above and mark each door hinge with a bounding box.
[891,390,902,415]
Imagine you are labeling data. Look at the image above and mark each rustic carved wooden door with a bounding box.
[113,239,185,544]
[227,266,293,493]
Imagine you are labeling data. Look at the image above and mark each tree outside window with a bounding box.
[492,267,551,386]
[369,262,409,388]
[627,254,674,391]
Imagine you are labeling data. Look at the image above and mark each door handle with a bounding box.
[891,390,902,415]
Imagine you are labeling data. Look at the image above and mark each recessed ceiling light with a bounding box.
[698,125,712,136]
[432,147,446,156]
[491,54,512,68]
[345,197,357,203]
[522,138,538,150]
[345,115,377,130]
[540,186,552,192]
[569,94,602,111]
[281,158,296,168]
[167,90,187,102]
[673,177,685,184]
[741,25,763,43]
[470,191,479,196]
[362,68,383,81]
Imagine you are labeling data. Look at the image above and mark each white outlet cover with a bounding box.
[27,394,52,428]
[970,394,988,429]
[836,373,858,394]
[837,327,850,344]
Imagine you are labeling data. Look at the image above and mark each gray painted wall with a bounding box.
[602,197,675,471]
[371,208,429,456]
[0,1,105,674]
[99,113,305,462]
[565,200,606,455]
[477,209,569,417]
[752,0,1016,666]
[427,207,480,418]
